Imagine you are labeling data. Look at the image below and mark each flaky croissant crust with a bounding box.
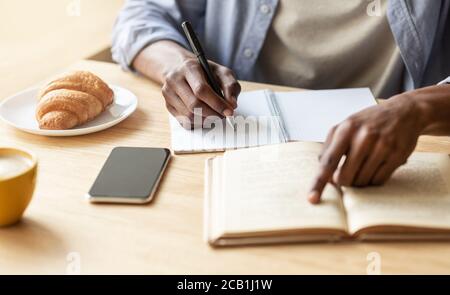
[36,71,114,130]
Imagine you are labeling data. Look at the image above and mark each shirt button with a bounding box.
[244,48,254,58]
[260,4,271,14]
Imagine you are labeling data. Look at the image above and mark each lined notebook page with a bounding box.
[170,90,284,153]
[343,153,450,234]
[219,142,347,234]
[275,88,377,142]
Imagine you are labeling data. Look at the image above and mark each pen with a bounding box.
[181,21,235,130]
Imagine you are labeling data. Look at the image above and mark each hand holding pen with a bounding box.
[160,21,238,129]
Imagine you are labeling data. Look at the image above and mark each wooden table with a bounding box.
[1,60,450,275]
[0,0,123,99]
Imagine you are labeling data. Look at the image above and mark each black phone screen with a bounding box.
[88,147,170,203]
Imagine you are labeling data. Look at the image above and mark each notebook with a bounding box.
[204,141,450,246]
[170,88,377,154]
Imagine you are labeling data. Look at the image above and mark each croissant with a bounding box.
[36,71,114,130]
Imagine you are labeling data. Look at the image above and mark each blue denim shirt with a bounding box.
[112,0,450,91]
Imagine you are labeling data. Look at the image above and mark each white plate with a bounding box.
[0,85,137,137]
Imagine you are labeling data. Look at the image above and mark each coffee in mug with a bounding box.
[0,154,34,179]
[0,148,37,226]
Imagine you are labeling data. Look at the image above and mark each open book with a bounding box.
[170,88,377,153]
[204,142,450,246]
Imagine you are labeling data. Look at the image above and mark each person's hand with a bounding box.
[308,91,429,204]
[162,56,240,129]
[132,41,240,129]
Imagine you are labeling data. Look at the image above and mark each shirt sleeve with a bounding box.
[111,0,206,72]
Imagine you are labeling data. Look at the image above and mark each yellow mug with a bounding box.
[0,147,37,226]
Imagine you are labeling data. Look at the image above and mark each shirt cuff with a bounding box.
[438,77,450,85]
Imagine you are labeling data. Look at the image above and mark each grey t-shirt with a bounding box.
[257,0,404,98]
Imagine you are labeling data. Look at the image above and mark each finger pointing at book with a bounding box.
[308,90,428,204]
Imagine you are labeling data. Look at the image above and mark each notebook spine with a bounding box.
[264,90,289,142]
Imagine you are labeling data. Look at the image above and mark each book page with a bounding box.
[275,88,377,142]
[343,153,450,235]
[219,142,347,235]
[170,90,284,153]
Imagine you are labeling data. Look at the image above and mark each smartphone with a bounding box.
[87,147,171,204]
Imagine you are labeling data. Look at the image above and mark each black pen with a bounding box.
[181,21,235,130]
